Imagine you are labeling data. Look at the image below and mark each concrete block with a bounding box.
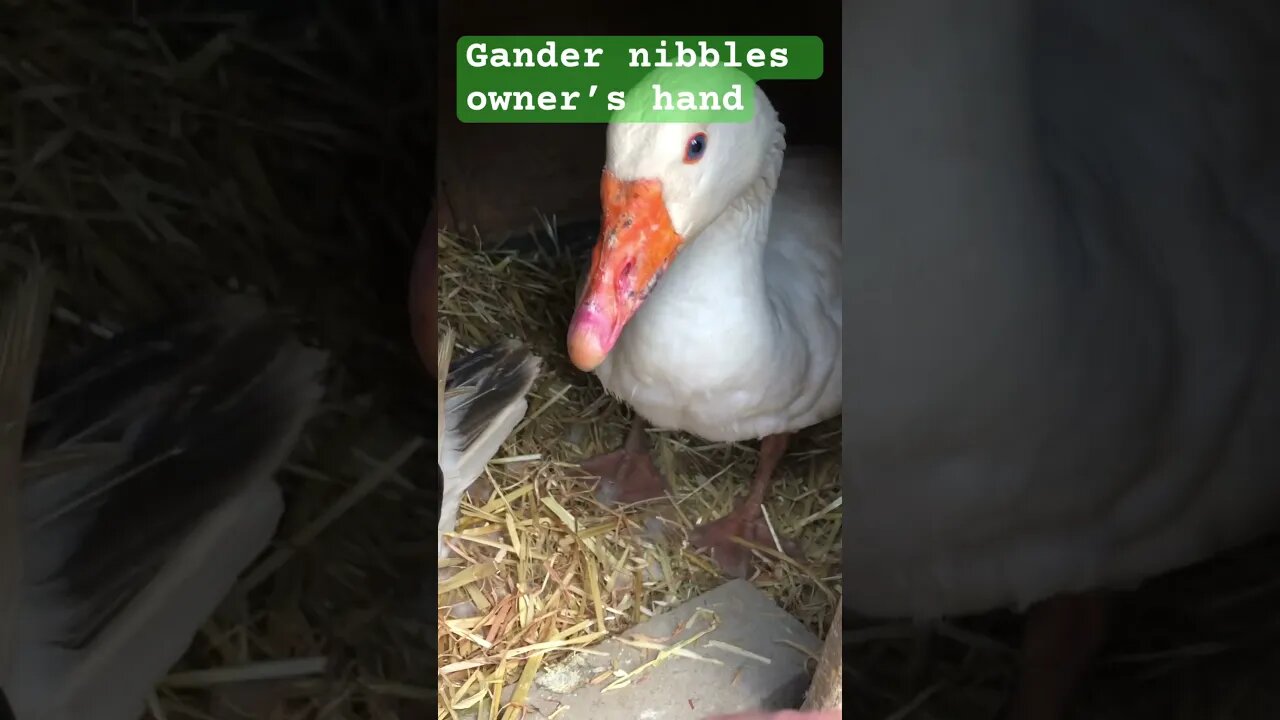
[524,579,823,719]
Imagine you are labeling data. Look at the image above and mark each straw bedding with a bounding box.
[435,227,843,718]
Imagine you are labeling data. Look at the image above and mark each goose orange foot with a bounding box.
[690,433,802,578]
[579,416,670,505]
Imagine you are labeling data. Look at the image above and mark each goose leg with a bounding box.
[1003,592,1109,720]
[690,433,800,578]
[580,416,669,505]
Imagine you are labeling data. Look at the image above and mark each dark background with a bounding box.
[436,0,841,247]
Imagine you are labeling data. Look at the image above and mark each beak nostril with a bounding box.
[618,259,637,298]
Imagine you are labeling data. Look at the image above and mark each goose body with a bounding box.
[840,0,1279,716]
[0,271,326,720]
[843,0,1280,621]
[590,147,841,443]
[569,75,841,442]
[566,70,841,576]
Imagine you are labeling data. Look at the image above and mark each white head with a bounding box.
[567,69,786,371]
[603,73,784,239]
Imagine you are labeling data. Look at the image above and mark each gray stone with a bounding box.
[523,579,823,719]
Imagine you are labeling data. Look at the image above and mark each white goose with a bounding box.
[572,0,1280,715]
[566,68,841,578]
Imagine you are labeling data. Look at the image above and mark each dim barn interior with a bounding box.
[437,1,1280,720]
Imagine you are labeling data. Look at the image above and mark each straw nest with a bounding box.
[2,1,436,718]
[436,227,844,718]
[434,184,1280,720]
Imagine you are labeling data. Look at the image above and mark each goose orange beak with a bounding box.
[567,170,684,372]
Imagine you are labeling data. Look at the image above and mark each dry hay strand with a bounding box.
[2,1,435,718]
[436,226,843,717]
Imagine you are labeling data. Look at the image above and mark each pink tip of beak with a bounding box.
[567,305,619,372]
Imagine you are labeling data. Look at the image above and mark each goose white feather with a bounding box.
[0,272,326,720]
[437,338,540,559]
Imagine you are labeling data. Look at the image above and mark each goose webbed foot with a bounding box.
[689,508,802,579]
[579,416,670,505]
[690,433,801,577]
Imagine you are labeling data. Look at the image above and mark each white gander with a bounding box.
[591,74,842,446]
[589,0,1280,625]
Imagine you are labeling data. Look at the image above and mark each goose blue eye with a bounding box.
[684,132,707,163]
